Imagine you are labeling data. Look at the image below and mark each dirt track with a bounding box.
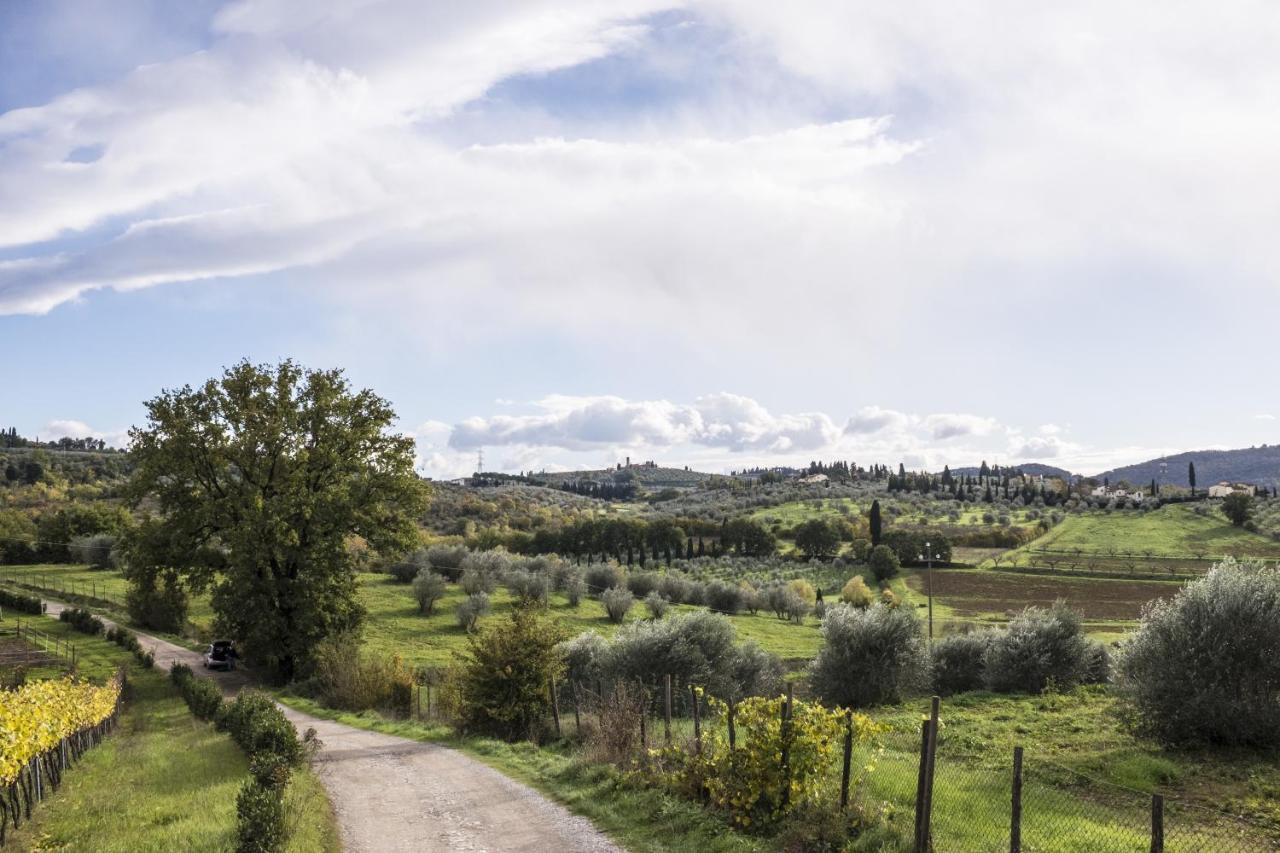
[43,601,621,853]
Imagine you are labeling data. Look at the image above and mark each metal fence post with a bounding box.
[1150,794,1164,853]
[690,685,702,754]
[779,683,794,810]
[664,675,673,745]
[840,709,854,809]
[914,718,929,852]
[549,676,561,738]
[917,696,940,852]
[1011,746,1023,853]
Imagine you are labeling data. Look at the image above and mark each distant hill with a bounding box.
[539,464,714,489]
[949,463,1074,480]
[1097,446,1280,489]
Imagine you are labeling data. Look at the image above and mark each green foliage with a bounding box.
[585,563,626,594]
[559,631,608,685]
[58,606,105,634]
[460,607,566,740]
[810,603,929,708]
[68,534,117,569]
[0,587,45,614]
[236,778,287,853]
[310,634,414,713]
[868,545,900,582]
[930,632,992,695]
[983,602,1101,694]
[793,518,841,560]
[705,580,745,614]
[1120,558,1280,746]
[411,570,447,614]
[644,590,671,619]
[722,518,777,557]
[218,690,303,768]
[601,585,635,623]
[840,576,874,609]
[879,530,952,567]
[456,592,491,631]
[1222,492,1254,527]
[678,694,878,830]
[122,565,190,633]
[126,359,428,682]
[505,569,550,606]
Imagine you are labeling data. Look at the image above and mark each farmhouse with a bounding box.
[1207,481,1251,498]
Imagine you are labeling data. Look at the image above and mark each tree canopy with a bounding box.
[126,360,428,681]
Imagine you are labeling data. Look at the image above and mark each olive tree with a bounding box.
[810,603,930,707]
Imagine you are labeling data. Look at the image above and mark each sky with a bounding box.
[2,0,1278,479]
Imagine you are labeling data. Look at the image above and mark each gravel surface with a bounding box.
[44,600,624,853]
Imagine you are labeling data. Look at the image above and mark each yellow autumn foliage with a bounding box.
[0,675,121,785]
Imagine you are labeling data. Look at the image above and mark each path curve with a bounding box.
[43,600,622,853]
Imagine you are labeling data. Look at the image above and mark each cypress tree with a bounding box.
[869,499,882,546]
[1188,462,1197,495]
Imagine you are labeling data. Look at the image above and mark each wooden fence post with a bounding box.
[549,676,562,738]
[1011,746,1023,853]
[690,685,702,754]
[1150,794,1164,853]
[914,718,929,852]
[922,696,940,850]
[571,681,581,735]
[664,675,673,745]
[727,699,736,751]
[840,709,854,809]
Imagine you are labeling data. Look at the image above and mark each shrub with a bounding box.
[850,538,871,561]
[601,586,634,623]
[585,563,625,594]
[1119,559,1280,746]
[840,576,874,609]
[58,607,104,635]
[704,580,745,614]
[742,584,765,615]
[387,554,424,583]
[456,592,490,631]
[983,602,1096,694]
[931,632,991,695]
[563,572,585,607]
[787,579,817,604]
[559,631,607,685]
[687,695,877,829]
[0,588,43,615]
[171,662,194,685]
[601,610,780,705]
[657,573,691,604]
[183,676,226,721]
[311,635,414,713]
[868,546,900,582]
[460,568,498,595]
[219,690,302,767]
[124,568,189,633]
[460,607,566,740]
[644,590,671,619]
[425,544,469,581]
[505,570,549,606]
[626,572,660,598]
[69,534,117,570]
[411,570,447,614]
[235,777,286,853]
[810,603,930,708]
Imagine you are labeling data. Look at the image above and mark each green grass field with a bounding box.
[1010,504,1280,562]
[1,615,338,853]
[749,498,1042,532]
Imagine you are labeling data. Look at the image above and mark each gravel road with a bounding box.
[43,600,623,853]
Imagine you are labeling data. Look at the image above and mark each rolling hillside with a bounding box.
[1097,446,1280,488]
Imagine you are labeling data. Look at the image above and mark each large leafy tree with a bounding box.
[127,360,428,682]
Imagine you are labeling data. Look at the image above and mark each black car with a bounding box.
[203,640,238,671]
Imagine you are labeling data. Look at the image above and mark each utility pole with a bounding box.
[918,541,939,645]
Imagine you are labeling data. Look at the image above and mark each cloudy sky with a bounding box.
[3,1,1278,478]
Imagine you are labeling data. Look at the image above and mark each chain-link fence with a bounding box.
[849,704,1279,852]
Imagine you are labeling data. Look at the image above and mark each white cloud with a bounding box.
[41,419,129,448]
[844,406,910,435]
[1255,414,1276,421]
[1012,435,1068,460]
[924,413,999,440]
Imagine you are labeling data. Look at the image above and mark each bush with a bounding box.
[219,690,302,767]
[425,544,469,580]
[644,590,670,619]
[601,586,634,623]
[931,632,991,695]
[657,573,692,603]
[559,631,607,685]
[810,604,930,708]
[387,557,422,583]
[235,778,286,853]
[412,570,447,614]
[626,572,660,598]
[460,568,498,595]
[602,610,780,705]
[983,602,1096,694]
[840,576,874,609]
[69,534,117,570]
[563,572,585,607]
[585,563,625,594]
[1119,559,1280,746]
[704,580,745,615]
[505,570,549,606]
[0,588,43,615]
[58,607,104,635]
[460,608,566,740]
[456,592,490,631]
[850,538,871,562]
[868,546,900,582]
[183,676,226,721]
[311,634,414,713]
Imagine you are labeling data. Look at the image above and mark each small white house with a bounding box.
[799,473,829,484]
[1208,482,1251,498]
